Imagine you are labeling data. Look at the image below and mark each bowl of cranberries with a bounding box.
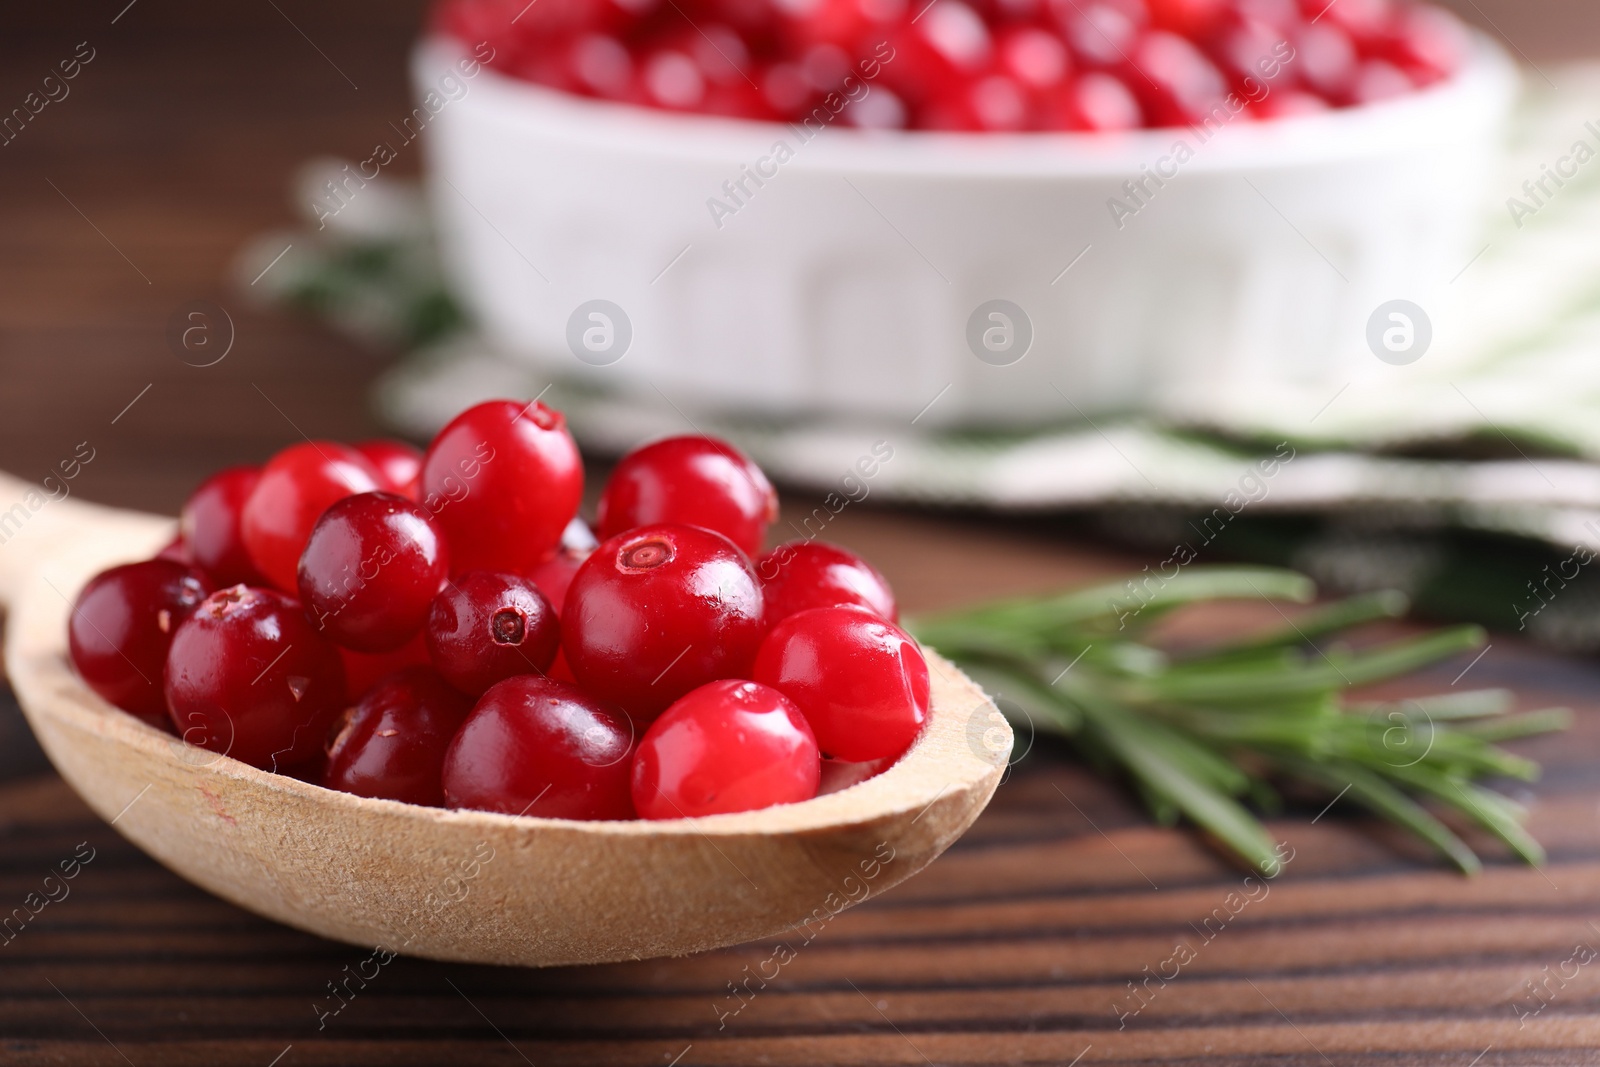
[2,401,1006,965]
[416,0,1513,426]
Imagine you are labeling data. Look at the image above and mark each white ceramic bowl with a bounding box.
[416,36,1516,427]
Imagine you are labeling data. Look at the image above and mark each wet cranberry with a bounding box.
[1294,21,1358,100]
[1055,0,1145,67]
[297,491,451,653]
[563,524,766,721]
[1384,5,1465,83]
[437,0,1449,130]
[426,571,561,695]
[155,536,194,566]
[596,435,777,558]
[1251,86,1328,116]
[752,606,929,762]
[784,0,906,51]
[68,560,212,729]
[881,2,995,108]
[819,755,893,795]
[180,465,262,586]
[528,517,598,613]
[1043,71,1143,129]
[421,399,583,575]
[528,544,589,617]
[756,540,898,626]
[1349,57,1412,102]
[164,586,347,771]
[1130,29,1228,125]
[340,632,432,703]
[1305,0,1393,46]
[355,439,424,498]
[442,675,636,819]
[632,680,820,819]
[323,666,472,806]
[241,442,383,593]
[1148,0,1225,36]
[998,25,1070,89]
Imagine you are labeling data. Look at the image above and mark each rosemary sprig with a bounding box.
[910,566,1571,875]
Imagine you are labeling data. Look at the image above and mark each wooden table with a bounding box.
[3,3,1599,1063]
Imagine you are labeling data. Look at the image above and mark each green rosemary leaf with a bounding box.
[1061,685,1281,873]
[1346,688,1515,721]
[920,568,1562,875]
[1139,627,1485,703]
[1195,590,1410,660]
[1161,698,1340,748]
[912,566,1313,642]
[1452,708,1572,742]
[1383,764,1545,866]
[1269,754,1482,874]
[955,661,1083,737]
[1133,779,1182,827]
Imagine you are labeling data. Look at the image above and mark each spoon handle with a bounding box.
[0,472,173,614]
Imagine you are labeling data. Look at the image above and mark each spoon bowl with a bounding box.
[0,474,1009,966]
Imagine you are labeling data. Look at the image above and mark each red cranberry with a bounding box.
[442,675,636,819]
[783,0,906,51]
[1043,71,1143,129]
[68,560,212,729]
[756,540,898,625]
[703,0,786,38]
[1130,29,1228,125]
[881,2,994,105]
[528,518,597,616]
[596,435,777,558]
[426,571,561,695]
[1304,0,1393,46]
[241,442,384,594]
[1148,0,1225,36]
[819,755,893,795]
[297,491,451,653]
[420,399,583,576]
[968,74,1031,129]
[998,25,1070,89]
[641,48,706,108]
[432,0,1442,130]
[1384,6,1465,83]
[1054,0,1146,67]
[164,586,347,771]
[340,632,432,703]
[1251,87,1328,116]
[752,606,929,762]
[1211,14,1290,90]
[1349,57,1411,102]
[563,524,766,720]
[323,666,472,806]
[569,33,635,98]
[354,439,424,498]
[1233,0,1297,29]
[632,679,820,819]
[155,536,194,566]
[1293,21,1358,100]
[921,0,995,69]
[180,465,262,586]
[528,545,589,616]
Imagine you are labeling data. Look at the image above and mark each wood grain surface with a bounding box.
[2,2,1598,1064]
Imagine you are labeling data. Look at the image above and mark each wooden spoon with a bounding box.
[0,472,1010,967]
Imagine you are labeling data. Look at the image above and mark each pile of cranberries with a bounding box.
[67,401,930,821]
[434,0,1467,132]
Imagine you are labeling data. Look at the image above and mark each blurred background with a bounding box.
[0,0,1586,508]
[5,0,1600,634]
